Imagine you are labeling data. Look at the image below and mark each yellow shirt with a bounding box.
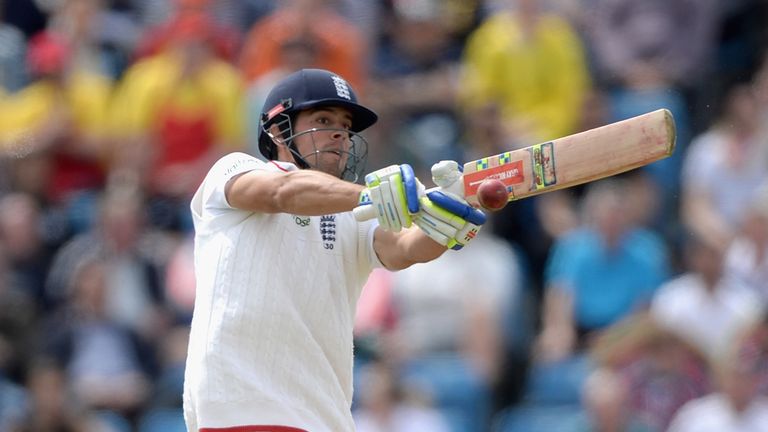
[0,71,112,149]
[110,52,245,148]
[461,12,591,141]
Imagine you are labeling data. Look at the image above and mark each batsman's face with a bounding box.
[293,107,354,177]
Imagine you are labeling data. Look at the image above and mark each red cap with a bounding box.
[27,32,71,75]
[168,12,214,43]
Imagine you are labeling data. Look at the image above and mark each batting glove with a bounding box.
[357,164,423,232]
[413,189,487,250]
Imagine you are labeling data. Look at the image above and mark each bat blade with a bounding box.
[462,109,676,207]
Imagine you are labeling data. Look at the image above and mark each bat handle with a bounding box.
[353,203,376,221]
[355,160,465,222]
[431,161,465,199]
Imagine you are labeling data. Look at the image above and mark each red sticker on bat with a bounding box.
[463,160,524,196]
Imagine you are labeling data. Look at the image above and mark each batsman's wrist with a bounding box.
[358,188,371,205]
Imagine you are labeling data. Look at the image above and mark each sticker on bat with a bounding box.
[529,142,556,190]
[463,159,524,196]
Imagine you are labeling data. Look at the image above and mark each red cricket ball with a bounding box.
[477,178,509,211]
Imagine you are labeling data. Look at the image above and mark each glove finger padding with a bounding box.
[359,164,423,232]
[380,178,405,231]
[365,182,398,231]
[413,197,460,246]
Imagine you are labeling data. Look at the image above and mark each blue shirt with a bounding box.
[545,227,669,329]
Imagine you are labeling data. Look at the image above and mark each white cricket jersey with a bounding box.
[184,152,381,432]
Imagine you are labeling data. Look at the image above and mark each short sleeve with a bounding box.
[190,152,266,233]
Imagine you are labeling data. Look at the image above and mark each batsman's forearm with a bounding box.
[372,226,447,271]
[270,170,364,215]
[228,169,364,216]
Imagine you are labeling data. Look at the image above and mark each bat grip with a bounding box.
[433,176,465,200]
[353,204,376,221]
[431,161,466,199]
[353,164,465,222]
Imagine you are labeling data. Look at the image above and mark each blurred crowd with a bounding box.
[0,0,767,431]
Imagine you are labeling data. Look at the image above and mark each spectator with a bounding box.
[703,0,768,130]
[681,82,768,247]
[366,0,468,173]
[582,313,710,432]
[45,180,169,343]
[724,183,768,302]
[586,0,720,231]
[353,359,451,432]
[244,36,320,157]
[383,229,524,430]
[93,1,144,80]
[16,357,137,431]
[459,0,592,304]
[109,12,245,230]
[388,229,522,382]
[651,229,764,362]
[0,193,55,310]
[44,0,123,78]
[40,256,153,418]
[667,315,768,432]
[0,31,112,209]
[15,358,89,432]
[239,0,367,91]
[133,0,241,63]
[135,0,257,33]
[587,0,720,90]
[536,179,669,363]
[148,325,189,409]
[461,0,591,149]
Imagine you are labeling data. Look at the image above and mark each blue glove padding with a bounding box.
[401,164,420,214]
[426,190,487,226]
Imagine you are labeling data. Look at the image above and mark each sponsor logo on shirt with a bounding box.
[294,216,311,227]
[224,157,259,178]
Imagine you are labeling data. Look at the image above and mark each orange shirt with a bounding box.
[240,8,366,91]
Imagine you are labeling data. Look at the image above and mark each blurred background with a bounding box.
[0,0,767,431]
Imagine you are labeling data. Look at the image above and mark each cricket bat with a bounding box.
[355,108,676,218]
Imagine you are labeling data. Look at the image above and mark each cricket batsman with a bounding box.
[183,69,486,431]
